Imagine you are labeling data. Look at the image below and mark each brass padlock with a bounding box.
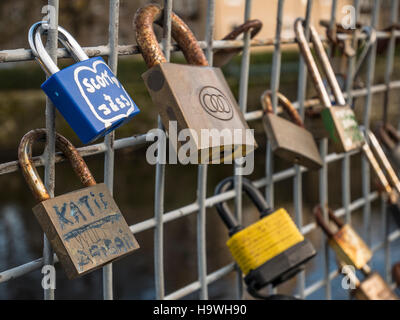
[295,18,365,153]
[341,262,398,300]
[215,177,316,297]
[18,129,139,279]
[213,19,262,67]
[261,90,322,170]
[314,205,372,270]
[134,4,257,164]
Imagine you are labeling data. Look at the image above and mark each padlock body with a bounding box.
[329,224,372,270]
[263,113,322,169]
[353,272,398,300]
[226,208,316,288]
[32,183,139,279]
[321,105,364,152]
[142,63,257,164]
[245,239,316,290]
[42,57,140,144]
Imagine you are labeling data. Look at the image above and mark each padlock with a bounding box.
[362,130,400,227]
[28,22,140,144]
[214,177,316,294]
[213,19,262,68]
[134,4,257,164]
[261,90,322,170]
[314,205,372,270]
[295,18,365,153]
[340,262,398,300]
[18,129,139,279]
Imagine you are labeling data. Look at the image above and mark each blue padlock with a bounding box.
[28,22,140,144]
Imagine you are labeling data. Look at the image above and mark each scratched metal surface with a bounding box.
[0,0,399,300]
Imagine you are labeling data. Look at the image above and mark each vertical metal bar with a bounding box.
[383,0,398,125]
[233,0,252,300]
[43,0,58,301]
[266,0,285,209]
[154,0,172,300]
[383,0,398,283]
[102,0,119,300]
[382,199,391,282]
[196,0,215,300]
[294,0,312,300]
[362,0,380,247]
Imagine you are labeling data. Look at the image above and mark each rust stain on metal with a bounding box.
[134,4,207,68]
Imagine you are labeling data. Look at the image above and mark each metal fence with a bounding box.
[0,0,399,300]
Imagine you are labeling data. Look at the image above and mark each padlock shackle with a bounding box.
[134,4,208,69]
[313,204,345,238]
[18,129,96,203]
[366,130,400,197]
[213,19,262,67]
[220,19,262,41]
[28,21,89,76]
[294,18,346,108]
[215,177,271,233]
[261,90,304,127]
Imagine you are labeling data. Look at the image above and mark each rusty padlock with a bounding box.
[362,130,400,227]
[18,129,139,279]
[213,19,262,67]
[134,4,257,164]
[341,262,398,300]
[295,18,364,153]
[261,90,322,169]
[314,205,372,271]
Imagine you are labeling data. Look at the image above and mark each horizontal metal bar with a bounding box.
[303,269,339,297]
[0,186,388,285]
[164,263,235,300]
[1,30,399,63]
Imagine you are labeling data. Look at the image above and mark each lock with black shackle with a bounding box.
[214,177,316,297]
[213,19,263,68]
[134,4,257,164]
[261,90,322,170]
[18,129,139,279]
[28,22,140,144]
[294,18,364,153]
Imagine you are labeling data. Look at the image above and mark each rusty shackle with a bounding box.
[18,129,96,203]
[261,90,304,128]
[134,4,207,68]
[213,19,263,67]
[313,205,345,238]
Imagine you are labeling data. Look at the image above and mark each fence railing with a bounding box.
[0,0,398,300]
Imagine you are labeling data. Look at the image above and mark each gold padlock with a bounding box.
[341,262,398,300]
[314,205,372,270]
[18,129,139,279]
[134,4,257,164]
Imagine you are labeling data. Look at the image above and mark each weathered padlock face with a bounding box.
[42,57,140,144]
[353,272,398,300]
[32,183,139,279]
[142,63,257,163]
[329,224,372,270]
[263,113,322,169]
[321,106,364,152]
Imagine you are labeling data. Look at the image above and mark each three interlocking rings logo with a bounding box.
[199,86,234,121]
